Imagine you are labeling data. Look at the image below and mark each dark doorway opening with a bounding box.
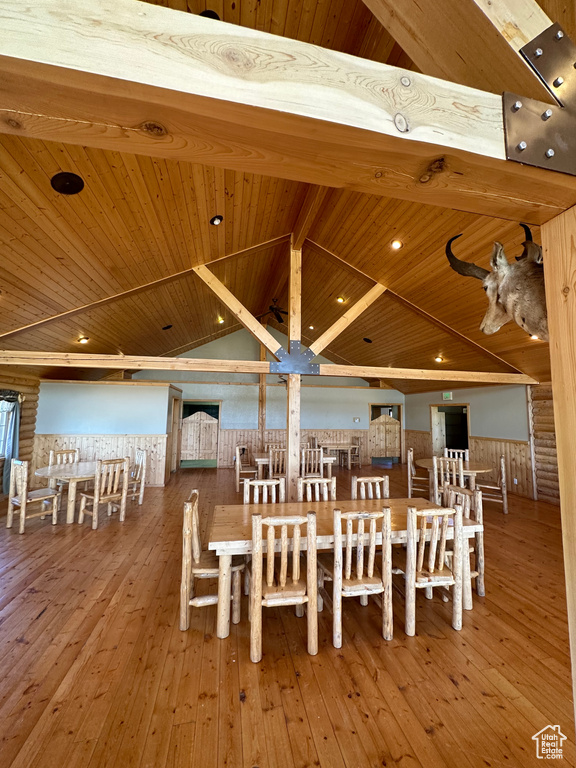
[439,405,469,450]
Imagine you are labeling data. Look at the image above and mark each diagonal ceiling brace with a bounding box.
[504,23,576,176]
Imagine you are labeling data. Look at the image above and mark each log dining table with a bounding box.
[415,457,493,491]
[35,461,98,524]
[208,496,482,639]
[253,452,337,479]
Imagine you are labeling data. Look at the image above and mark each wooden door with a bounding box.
[369,413,401,459]
[181,412,218,461]
[431,407,446,455]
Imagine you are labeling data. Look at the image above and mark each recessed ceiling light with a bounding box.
[218,316,225,324]
[78,336,89,344]
[309,325,314,330]
[391,240,403,250]
[51,172,84,195]
[363,337,373,343]
[200,9,220,19]
[530,334,539,340]
[435,355,443,362]
[337,296,345,303]
[162,324,173,330]
[210,215,223,226]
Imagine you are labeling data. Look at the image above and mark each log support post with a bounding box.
[258,341,267,450]
[541,206,576,724]
[286,240,302,501]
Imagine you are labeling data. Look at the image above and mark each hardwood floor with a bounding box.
[0,465,573,768]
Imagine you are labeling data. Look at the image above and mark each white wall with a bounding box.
[267,385,404,429]
[132,328,406,430]
[36,383,170,435]
[405,385,529,441]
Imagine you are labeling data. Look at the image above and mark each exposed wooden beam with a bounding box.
[192,264,284,359]
[361,0,552,100]
[288,243,302,345]
[2,0,576,223]
[292,186,329,250]
[317,363,537,385]
[258,340,266,449]
[0,235,289,342]
[0,351,270,374]
[0,351,538,385]
[541,205,576,723]
[308,283,387,358]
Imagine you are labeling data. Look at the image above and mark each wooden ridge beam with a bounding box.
[0,235,289,342]
[192,264,284,359]
[361,0,552,100]
[318,363,537,385]
[308,283,387,358]
[1,0,576,223]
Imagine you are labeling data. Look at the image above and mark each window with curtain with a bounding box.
[0,404,13,456]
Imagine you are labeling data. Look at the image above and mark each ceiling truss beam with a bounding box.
[0,351,537,385]
[1,0,575,222]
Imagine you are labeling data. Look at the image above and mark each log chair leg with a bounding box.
[232,569,242,625]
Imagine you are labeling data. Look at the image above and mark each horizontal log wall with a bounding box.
[0,368,41,479]
[218,429,376,468]
[405,429,532,498]
[33,434,168,486]
[530,383,559,505]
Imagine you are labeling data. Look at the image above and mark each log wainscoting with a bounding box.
[32,434,168,487]
[404,429,533,498]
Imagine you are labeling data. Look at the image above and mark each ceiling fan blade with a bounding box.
[272,309,285,323]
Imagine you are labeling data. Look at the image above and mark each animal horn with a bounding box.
[445,235,490,280]
[516,222,534,261]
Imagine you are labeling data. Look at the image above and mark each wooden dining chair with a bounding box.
[351,475,389,500]
[317,508,393,647]
[268,447,286,479]
[349,438,362,469]
[243,478,285,504]
[78,457,130,529]
[443,484,485,608]
[444,448,470,461]
[265,442,284,452]
[395,505,464,635]
[301,447,324,478]
[249,511,317,662]
[432,456,464,504]
[48,448,80,492]
[6,459,61,534]
[180,490,245,631]
[235,445,257,493]
[128,448,147,504]
[297,476,336,502]
[407,448,429,498]
[475,454,508,514]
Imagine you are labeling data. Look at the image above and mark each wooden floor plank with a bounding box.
[0,464,574,768]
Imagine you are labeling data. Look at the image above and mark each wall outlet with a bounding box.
[513,477,518,485]
[353,417,360,423]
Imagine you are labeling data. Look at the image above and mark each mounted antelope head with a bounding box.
[446,224,548,342]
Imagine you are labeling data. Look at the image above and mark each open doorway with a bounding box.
[430,404,469,456]
[180,401,220,468]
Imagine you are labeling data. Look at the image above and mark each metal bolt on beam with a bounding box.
[554,76,565,87]
[517,141,528,151]
[535,48,543,57]
[513,100,523,111]
[542,109,553,120]
[546,148,556,157]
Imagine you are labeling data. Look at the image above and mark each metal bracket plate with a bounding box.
[270,341,319,375]
[503,23,576,176]
[503,91,576,175]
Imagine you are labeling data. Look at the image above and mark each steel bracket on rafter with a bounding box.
[503,22,576,176]
[270,342,319,375]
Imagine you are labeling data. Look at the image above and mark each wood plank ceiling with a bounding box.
[0,0,570,391]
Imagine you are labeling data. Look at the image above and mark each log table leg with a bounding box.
[217,553,232,638]
[67,479,78,524]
